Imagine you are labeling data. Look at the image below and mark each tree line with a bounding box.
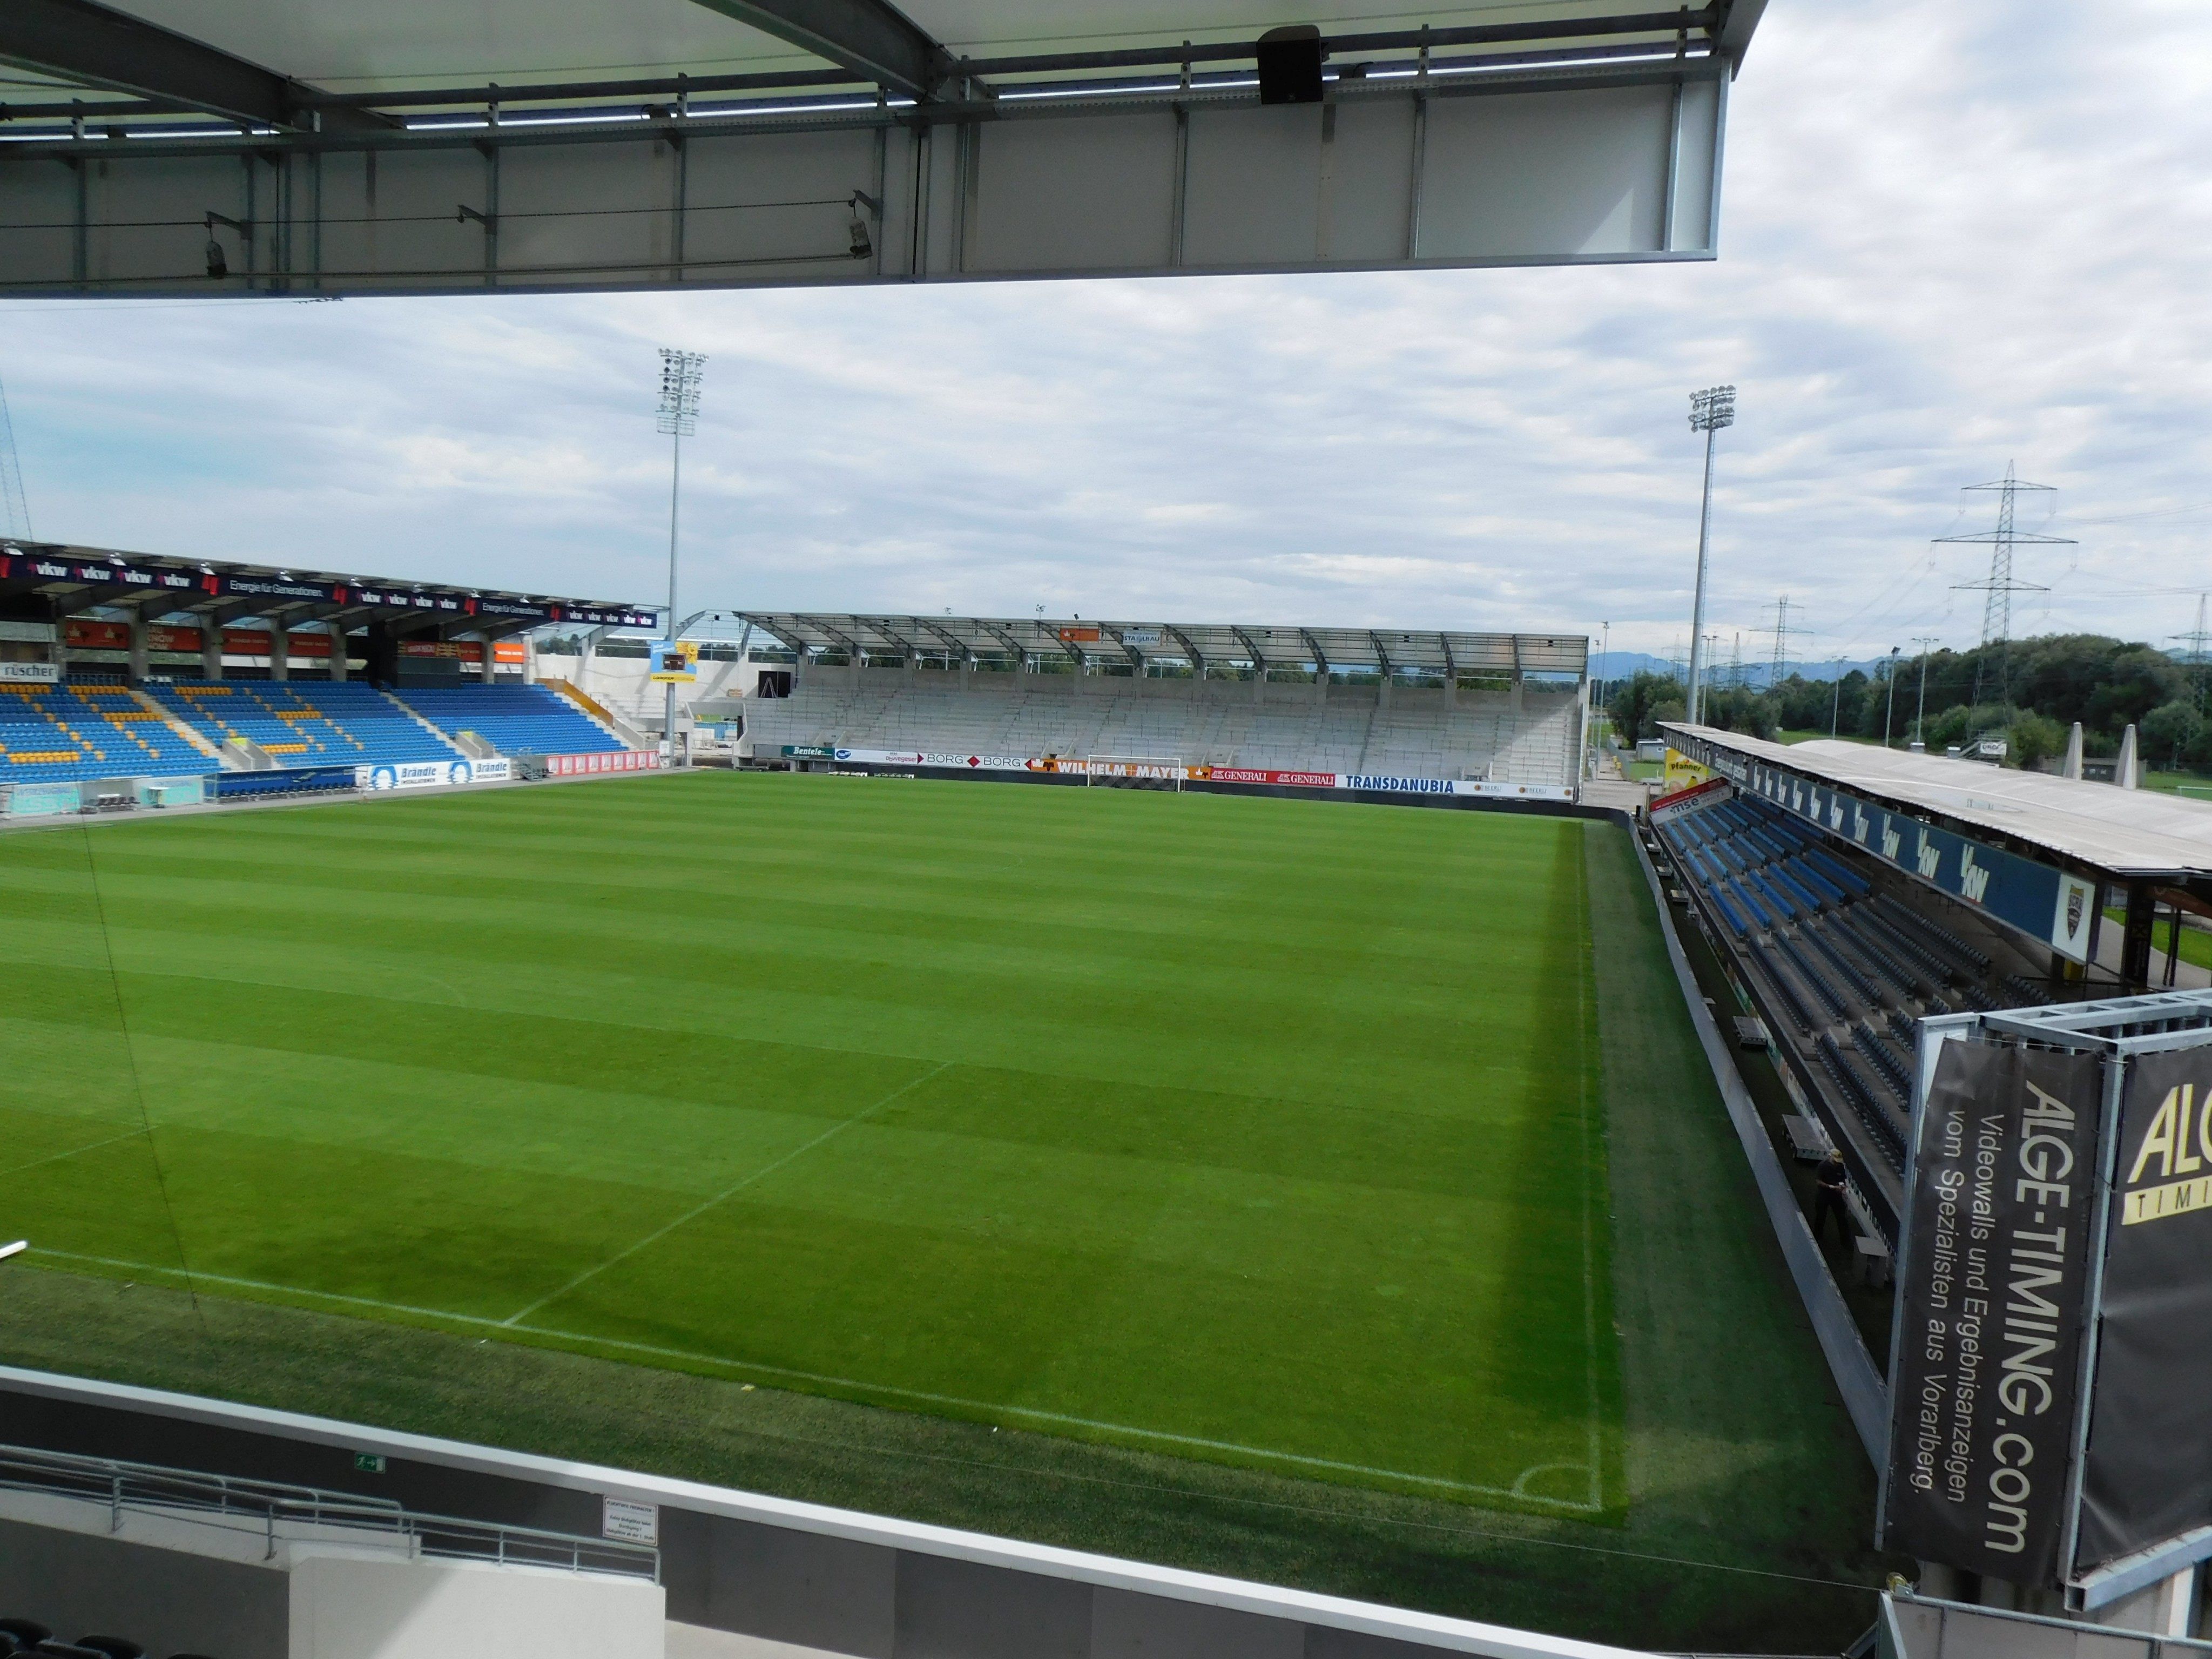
[1604,633,2208,772]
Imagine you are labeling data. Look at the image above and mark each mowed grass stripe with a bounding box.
[0,773,1614,1508]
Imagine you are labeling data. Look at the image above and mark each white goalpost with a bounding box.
[1084,755,1186,791]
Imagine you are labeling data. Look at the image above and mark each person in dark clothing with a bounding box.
[1812,1149,1851,1248]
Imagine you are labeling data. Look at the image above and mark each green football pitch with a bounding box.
[1,771,1618,1512]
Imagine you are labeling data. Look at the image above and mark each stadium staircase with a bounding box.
[539,678,649,748]
[744,673,1583,786]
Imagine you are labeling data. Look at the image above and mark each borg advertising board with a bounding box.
[1882,1022,2212,1587]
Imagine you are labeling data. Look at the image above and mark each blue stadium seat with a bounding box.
[389,684,628,757]
[146,681,462,769]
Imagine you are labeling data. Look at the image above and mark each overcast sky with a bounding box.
[3,0,2208,664]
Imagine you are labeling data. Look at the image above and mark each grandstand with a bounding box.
[721,613,1588,791]
[1652,722,2212,1238]
[0,546,649,799]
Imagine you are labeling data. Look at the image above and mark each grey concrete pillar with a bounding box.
[126,610,149,684]
[480,634,497,684]
[199,617,222,681]
[270,622,288,682]
[329,629,348,682]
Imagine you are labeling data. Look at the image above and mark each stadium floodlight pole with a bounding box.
[1911,635,1940,746]
[1882,646,1901,746]
[1829,653,1843,738]
[1684,385,1736,725]
[656,347,706,766]
[1596,619,1610,733]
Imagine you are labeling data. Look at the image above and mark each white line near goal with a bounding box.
[1083,755,1186,789]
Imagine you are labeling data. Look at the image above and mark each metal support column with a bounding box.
[2119,883,2156,992]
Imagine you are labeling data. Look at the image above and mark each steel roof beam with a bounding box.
[0,0,393,132]
[682,0,953,103]
[1164,626,1205,675]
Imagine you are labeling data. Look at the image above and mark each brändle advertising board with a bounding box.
[1881,1039,2101,1583]
[2072,1046,2212,1570]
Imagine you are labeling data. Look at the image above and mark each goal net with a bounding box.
[1084,755,1185,791]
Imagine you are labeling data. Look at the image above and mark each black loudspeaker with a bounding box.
[1256,25,1325,105]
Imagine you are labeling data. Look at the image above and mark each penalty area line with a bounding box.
[22,1244,1602,1514]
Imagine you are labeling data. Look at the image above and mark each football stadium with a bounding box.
[4,4,2212,1659]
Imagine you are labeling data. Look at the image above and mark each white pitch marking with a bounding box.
[500,1060,954,1327]
[25,1244,1602,1513]
[0,1127,151,1182]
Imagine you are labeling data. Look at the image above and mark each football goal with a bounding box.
[1085,755,1186,791]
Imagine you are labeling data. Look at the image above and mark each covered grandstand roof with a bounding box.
[1665,723,2212,883]
[0,544,657,630]
[736,613,1587,679]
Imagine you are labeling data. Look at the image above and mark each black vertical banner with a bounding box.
[1882,1040,2102,1583]
[2074,1047,2212,1570]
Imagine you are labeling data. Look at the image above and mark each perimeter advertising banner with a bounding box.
[798,750,1575,800]
[1882,1040,2102,1583]
[2073,1047,2212,1568]
[355,759,512,791]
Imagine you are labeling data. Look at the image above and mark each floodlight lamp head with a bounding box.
[1688,384,1737,431]
[656,347,705,436]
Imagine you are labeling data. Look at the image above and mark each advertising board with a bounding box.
[0,662,59,683]
[2074,1046,2212,1567]
[354,759,512,791]
[546,752,658,775]
[650,641,698,683]
[1881,1040,2102,1583]
[1881,1000,2212,1596]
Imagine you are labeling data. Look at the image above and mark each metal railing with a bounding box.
[1884,1591,2212,1658]
[0,1442,658,1582]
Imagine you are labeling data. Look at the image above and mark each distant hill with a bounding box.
[1588,652,1891,687]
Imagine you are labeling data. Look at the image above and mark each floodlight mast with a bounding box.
[656,348,706,764]
[1684,385,1736,724]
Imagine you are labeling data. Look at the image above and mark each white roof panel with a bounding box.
[1669,725,2212,882]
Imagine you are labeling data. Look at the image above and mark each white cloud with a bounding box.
[2,0,2209,662]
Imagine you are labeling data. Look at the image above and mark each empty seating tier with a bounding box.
[146,682,459,768]
[394,684,626,756]
[744,673,1583,788]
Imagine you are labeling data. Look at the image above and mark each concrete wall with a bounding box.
[0,1366,1650,1659]
[0,1514,289,1659]
[290,1552,664,1659]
